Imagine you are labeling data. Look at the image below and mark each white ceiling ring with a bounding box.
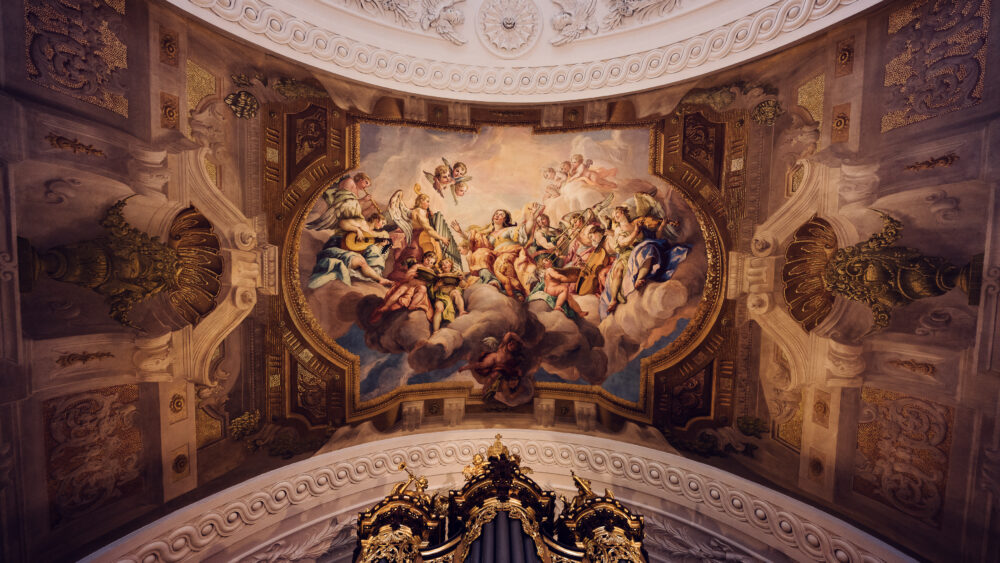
[169,0,883,103]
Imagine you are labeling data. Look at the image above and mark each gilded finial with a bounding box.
[486,434,508,458]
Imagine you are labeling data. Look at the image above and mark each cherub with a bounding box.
[430,257,467,332]
[534,253,588,318]
[558,160,572,184]
[390,462,430,502]
[424,163,453,197]
[568,154,617,189]
[542,167,563,199]
[463,453,487,481]
[370,252,437,323]
[465,332,533,407]
[423,159,472,201]
[451,177,471,204]
[450,160,468,181]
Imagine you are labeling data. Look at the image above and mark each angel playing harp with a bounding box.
[384,185,463,282]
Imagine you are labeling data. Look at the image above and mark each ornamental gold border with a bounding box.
[454,500,550,563]
[278,115,728,425]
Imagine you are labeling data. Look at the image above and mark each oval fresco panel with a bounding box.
[296,124,708,409]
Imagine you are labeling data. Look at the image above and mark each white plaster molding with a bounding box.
[421,0,469,45]
[86,430,910,563]
[752,160,841,257]
[166,0,878,103]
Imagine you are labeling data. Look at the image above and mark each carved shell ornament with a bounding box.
[477,0,541,58]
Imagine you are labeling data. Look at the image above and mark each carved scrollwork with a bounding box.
[644,513,755,562]
[19,202,221,329]
[42,178,81,204]
[783,212,979,335]
[182,0,864,100]
[358,528,422,563]
[44,385,142,524]
[247,519,354,562]
[26,0,129,116]
[114,435,896,563]
[584,528,644,562]
[854,388,953,525]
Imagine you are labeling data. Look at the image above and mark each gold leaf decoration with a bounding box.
[781,216,838,332]
[166,207,223,326]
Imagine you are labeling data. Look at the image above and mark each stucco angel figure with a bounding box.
[421,0,467,45]
[550,0,599,46]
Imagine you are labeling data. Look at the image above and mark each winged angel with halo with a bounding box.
[551,0,599,45]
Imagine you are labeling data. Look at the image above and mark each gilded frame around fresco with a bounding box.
[270,100,733,426]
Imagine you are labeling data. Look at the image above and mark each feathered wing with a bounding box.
[551,0,598,46]
[306,189,347,231]
[582,0,598,31]
[633,192,665,220]
[422,170,436,185]
[435,20,466,45]
[421,0,467,45]
[386,189,413,243]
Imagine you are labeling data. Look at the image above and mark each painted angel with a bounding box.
[600,189,689,317]
[385,186,463,280]
[550,0,599,46]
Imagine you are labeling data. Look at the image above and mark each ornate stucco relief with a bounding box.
[880,0,991,132]
[24,0,129,116]
[172,0,874,102]
[477,0,542,57]
[854,387,954,526]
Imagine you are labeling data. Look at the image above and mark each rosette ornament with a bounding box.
[478,0,541,58]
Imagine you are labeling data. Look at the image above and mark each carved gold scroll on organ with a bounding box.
[355,435,646,562]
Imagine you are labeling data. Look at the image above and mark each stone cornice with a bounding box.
[168,0,880,102]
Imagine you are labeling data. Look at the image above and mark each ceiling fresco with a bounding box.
[295,124,708,413]
[1,0,1000,561]
[272,101,736,427]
